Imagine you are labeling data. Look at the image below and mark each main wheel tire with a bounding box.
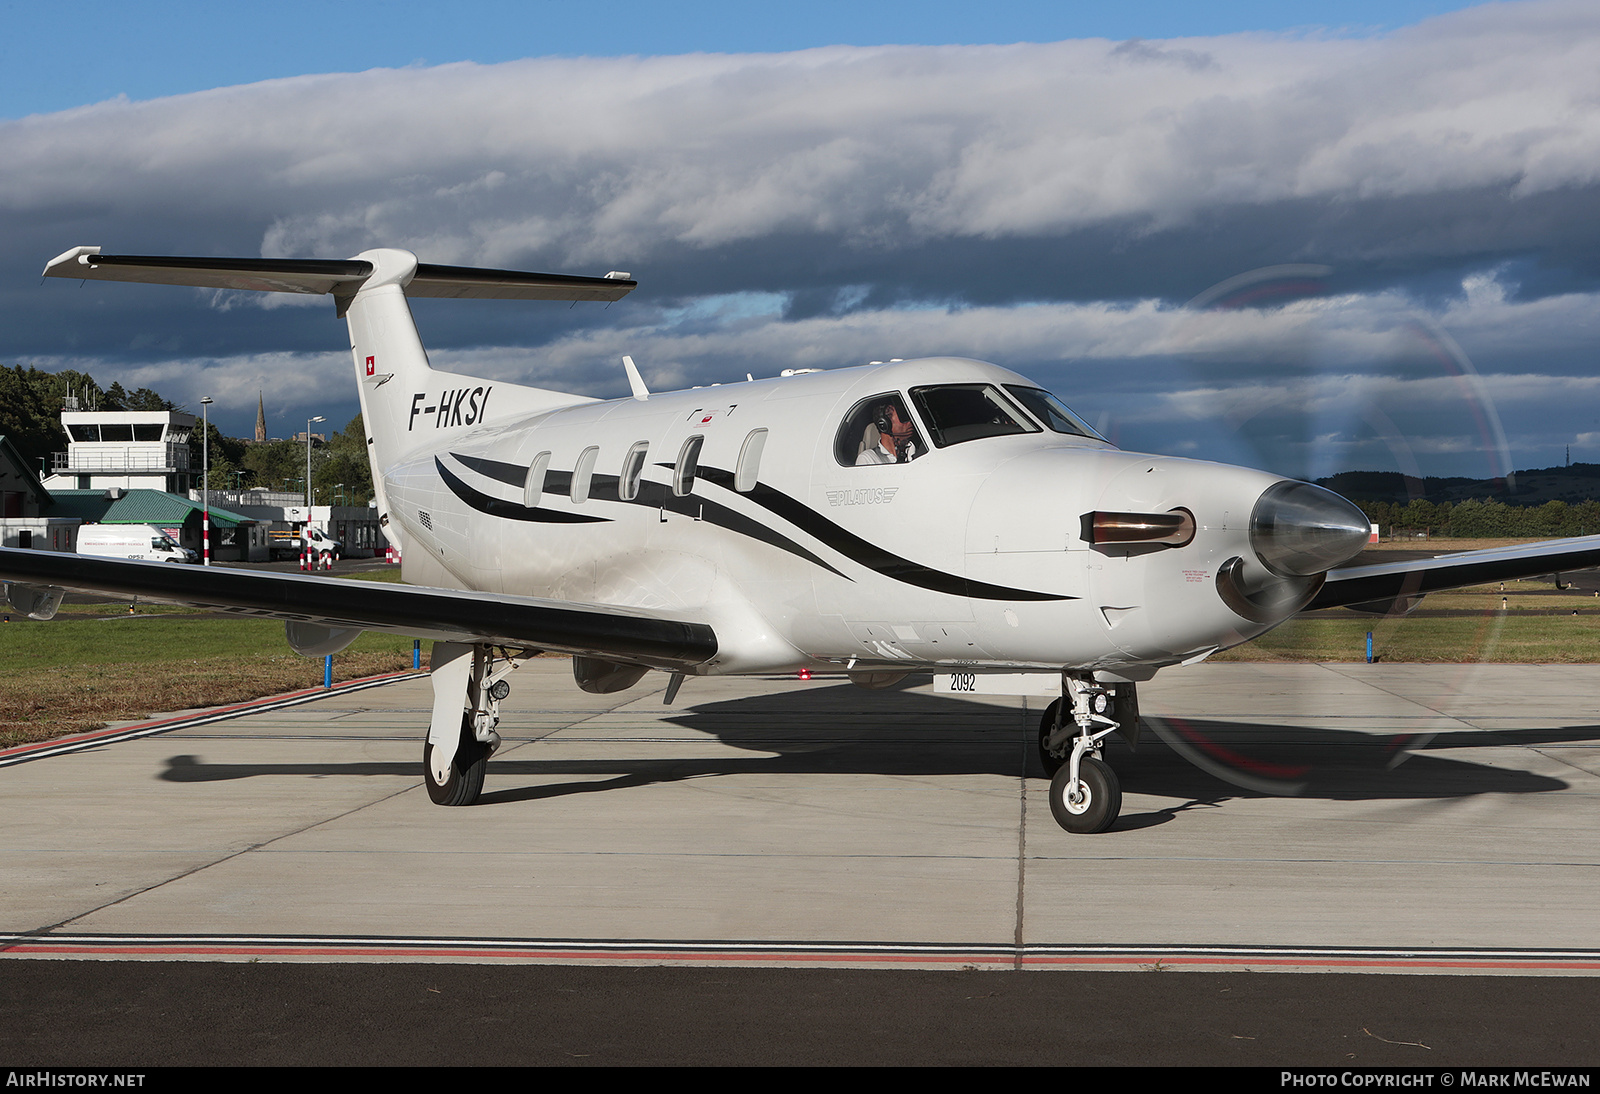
[1048,754,1121,834]
[1038,698,1071,777]
[423,714,488,806]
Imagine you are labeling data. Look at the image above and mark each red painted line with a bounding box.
[1,943,1010,964]
[1022,956,1600,971]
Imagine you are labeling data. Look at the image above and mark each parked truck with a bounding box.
[267,525,343,562]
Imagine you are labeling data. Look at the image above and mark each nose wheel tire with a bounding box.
[423,714,489,806]
[1049,754,1121,834]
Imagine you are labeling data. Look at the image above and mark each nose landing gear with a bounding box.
[1050,753,1121,834]
[1039,675,1135,833]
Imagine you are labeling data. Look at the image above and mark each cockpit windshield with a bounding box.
[1003,385,1104,440]
[908,384,1038,448]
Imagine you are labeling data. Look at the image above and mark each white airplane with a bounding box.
[7,245,1600,834]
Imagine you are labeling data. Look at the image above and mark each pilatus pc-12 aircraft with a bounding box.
[6,245,1600,834]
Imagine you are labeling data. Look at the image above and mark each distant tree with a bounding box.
[0,366,68,469]
[312,414,374,506]
[241,439,306,495]
[125,387,178,411]
[187,421,248,493]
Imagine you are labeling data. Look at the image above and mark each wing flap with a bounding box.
[0,548,715,671]
[1309,535,1600,611]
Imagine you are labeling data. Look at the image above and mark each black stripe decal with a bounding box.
[441,455,847,578]
[451,452,528,487]
[436,459,609,524]
[632,480,850,580]
[698,467,1073,602]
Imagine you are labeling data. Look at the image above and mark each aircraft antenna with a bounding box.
[622,355,650,401]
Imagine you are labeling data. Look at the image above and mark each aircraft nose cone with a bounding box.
[1249,480,1371,577]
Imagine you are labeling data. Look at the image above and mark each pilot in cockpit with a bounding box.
[855,399,923,465]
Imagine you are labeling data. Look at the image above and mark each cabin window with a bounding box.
[620,442,649,501]
[524,451,551,507]
[735,429,768,493]
[675,435,703,497]
[908,384,1037,448]
[99,424,134,442]
[572,446,598,503]
[835,393,926,466]
[1002,385,1104,440]
[133,424,164,442]
[68,424,99,442]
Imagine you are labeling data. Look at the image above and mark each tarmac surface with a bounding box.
[4,658,1598,968]
[3,659,1599,1064]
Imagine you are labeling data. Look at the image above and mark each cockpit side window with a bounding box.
[834,393,926,466]
[908,384,1038,448]
[1003,385,1104,440]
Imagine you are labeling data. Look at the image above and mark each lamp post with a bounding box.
[201,396,213,567]
[305,415,325,507]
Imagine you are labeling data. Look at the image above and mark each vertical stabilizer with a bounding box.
[343,249,429,554]
[41,244,639,562]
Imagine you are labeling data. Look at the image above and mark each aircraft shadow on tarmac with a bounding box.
[156,681,1587,825]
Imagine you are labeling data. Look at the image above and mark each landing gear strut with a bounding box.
[423,642,532,806]
[1039,675,1137,833]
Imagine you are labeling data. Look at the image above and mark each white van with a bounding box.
[303,526,343,561]
[78,524,196,563]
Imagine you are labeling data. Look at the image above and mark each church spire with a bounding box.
[255,391,267,443]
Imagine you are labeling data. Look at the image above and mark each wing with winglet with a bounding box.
[1308,535,1600,612]
[0,547,716,673]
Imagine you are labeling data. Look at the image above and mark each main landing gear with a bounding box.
[1037,676,1140,834]
[423,642,533,806]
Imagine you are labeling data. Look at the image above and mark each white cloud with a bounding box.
[7,2,1600,479]
[4,2,1598,268]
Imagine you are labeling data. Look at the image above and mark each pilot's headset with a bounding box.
[874,404,912,463]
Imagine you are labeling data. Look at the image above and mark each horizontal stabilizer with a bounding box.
[0,548,714,672]
[42,247,637,303]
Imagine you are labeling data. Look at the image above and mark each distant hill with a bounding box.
[1317,464,1600,507]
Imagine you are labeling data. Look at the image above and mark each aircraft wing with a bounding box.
[0,548,716,672]
[1308,535,1600,611]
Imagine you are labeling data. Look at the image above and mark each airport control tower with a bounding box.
[41,398,196,495]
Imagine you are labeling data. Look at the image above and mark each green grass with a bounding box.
[1215,578,1600,663]
[0,611,416,747]
[5,567,1596,746]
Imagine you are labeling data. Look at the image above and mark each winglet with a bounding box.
[42,246,101,277]
[623,355,649,401]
